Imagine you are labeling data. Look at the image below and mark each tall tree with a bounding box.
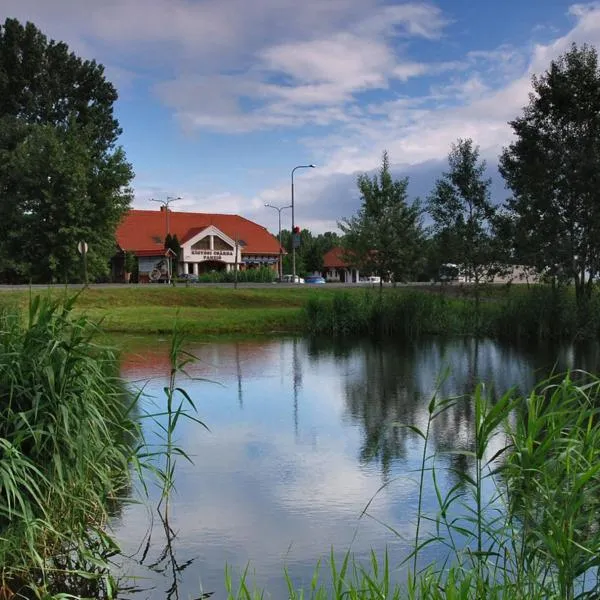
[499,43,600,310]
[0,19,133,283]
[339,152,423,285]
[428,138,498,305]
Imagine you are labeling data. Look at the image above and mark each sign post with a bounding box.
[77,241,89,285]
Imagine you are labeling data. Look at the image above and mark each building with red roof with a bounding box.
[322,247,360,283]
[114,208,282,282]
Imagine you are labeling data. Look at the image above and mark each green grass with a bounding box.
[0,282,593,339]
[82,306,304,334]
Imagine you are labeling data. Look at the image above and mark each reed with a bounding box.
[305,285,600,341]
[225,374,600,599]
[0,293,140,598]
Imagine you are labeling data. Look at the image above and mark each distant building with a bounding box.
[322,247,360,283]
[113,208,282,282]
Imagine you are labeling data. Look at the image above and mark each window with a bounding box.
[192,236,210,250]
[213,236,233,251]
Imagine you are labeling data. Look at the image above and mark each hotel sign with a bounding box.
[190,249,234,259]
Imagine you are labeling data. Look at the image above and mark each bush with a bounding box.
[177,267,277,284]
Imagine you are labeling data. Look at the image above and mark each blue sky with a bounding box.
[4,0,600,233]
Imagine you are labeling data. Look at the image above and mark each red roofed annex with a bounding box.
[322,247,360,283]
[113,208,282,282]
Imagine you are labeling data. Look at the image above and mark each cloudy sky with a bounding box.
[4,0,600,233]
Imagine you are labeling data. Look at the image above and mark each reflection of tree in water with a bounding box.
[308,336,557,480]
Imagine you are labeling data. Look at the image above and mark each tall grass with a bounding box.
[225,374,600,599]
[0,294,140,598]
[305,285,600,341]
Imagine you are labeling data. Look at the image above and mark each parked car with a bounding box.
[179,273,199,283]
[305,275,326,284]
[361,276,381,284]
[281,274,305,284]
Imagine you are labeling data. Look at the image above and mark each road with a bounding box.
[0,281,396,291]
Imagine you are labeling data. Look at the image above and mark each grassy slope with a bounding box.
[0,286,362,334]
[0,283,539,335]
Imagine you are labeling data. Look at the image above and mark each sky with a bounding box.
[3,0,600,234]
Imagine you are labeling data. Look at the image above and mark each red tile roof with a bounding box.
[116,209,281,255]
[323,246,353,268]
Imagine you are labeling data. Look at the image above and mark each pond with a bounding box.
[110,335,600,598]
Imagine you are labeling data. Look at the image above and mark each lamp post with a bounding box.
[150,195,182,236]
[150,195,182,282]
[265,203,292,279]
[291,164,315,280]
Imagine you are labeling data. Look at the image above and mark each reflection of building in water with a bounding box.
[120,339,279,381]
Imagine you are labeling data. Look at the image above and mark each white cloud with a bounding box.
[6,0,600,232]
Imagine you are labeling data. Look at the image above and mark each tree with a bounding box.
[0,19,133,283]
[164,233,181,258]
[339,152,423,285]
[499,43,600,311]
[427,139,498,305]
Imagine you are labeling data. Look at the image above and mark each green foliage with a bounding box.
[164,233,181,258]
[428,139,499,296]
[305,285,600,341]
[0,294,139,596]
[500,43,600,309]
[280,230,342,276]
[0,18,133,283]
[340,151,424,283]
[178,266,277,284]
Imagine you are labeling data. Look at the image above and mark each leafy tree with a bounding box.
[0,19,133,283]
[499,43,600,311]
[164,233,181,258]
[339,152,423,285]
[427,139,498,305]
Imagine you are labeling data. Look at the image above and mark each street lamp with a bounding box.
[291,164,315,279]
[150,195,182,282]
[150,195,182,236]
[265,203,292,279]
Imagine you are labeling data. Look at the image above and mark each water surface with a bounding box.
[111,336,600,598]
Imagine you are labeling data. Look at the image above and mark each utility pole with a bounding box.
[265,203,291,279]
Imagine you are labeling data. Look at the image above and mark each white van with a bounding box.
[281,274,305,284]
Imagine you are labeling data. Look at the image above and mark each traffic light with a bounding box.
[293,226,300,234]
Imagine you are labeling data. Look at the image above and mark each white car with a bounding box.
[281,274,305,284]
[361,276,381,284]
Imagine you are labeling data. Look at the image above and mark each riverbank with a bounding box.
[3,295,600,599]
[0,284,592,339]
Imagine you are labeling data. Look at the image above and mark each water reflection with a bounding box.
[112,334,598,599]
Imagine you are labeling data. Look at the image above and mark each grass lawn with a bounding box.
[0,282,540,335]
[0,286,347,334]
[84,306,303,334]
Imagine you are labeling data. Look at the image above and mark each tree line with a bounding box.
[0,18,133,284]
[337,43,600,317]
[2,15,600,317]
